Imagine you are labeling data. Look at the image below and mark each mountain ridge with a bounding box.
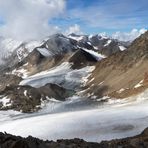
[0,31,147,112]
[0,127,148,148]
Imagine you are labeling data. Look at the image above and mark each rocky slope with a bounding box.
[86,31,148,100]
[0,127,148,148]
[0,83,73,112]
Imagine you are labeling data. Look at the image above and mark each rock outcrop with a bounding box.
[0,83,73,113]
[0,127,148,148]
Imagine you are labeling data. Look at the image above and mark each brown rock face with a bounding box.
[0,83,73,113]
[0,74,22,91]
[39,83,73,101]
[0,85,41,113]
[100,40,121,56]
[86,31,148,99]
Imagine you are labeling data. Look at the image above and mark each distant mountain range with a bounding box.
[0,31,147,112]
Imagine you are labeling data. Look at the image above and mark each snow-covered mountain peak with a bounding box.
[68,33,87,42]
[0,33,129,68]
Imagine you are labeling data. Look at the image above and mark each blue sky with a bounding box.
[0,0,147,40]
[51,0,148,34]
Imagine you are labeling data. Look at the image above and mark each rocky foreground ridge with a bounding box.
[0,127,148,148]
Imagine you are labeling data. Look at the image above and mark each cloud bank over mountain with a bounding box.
[0,0,147,41]
[112,28,147,41]
[0,0,65,40]
[65,24,83,35]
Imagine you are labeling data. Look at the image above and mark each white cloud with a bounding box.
[112,28,147,42]
[65,24,83,35]
[0,0,66,41]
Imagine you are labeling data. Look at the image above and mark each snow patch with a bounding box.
[36,48,51,57]
[107,98,126,105]
[98,33,109,39]
[119,46,126,51]
[12,68,29,78]
[134,80,143,88]
[93,46,98,50]
[46,96,61,103]
[97,96,109,102]
[23,62,29,66]
[104,40,111,47]
[89,78,94,83]
[0,96,11,107]
[117,88,125,93]
[91,95,97,99]
[128,89,148,102]
[82,48,106,61]
[81,66,95,86]
[24,90,27,97]
[87,42,91,45]
[98,81,104,86]
[68,35,84,41]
